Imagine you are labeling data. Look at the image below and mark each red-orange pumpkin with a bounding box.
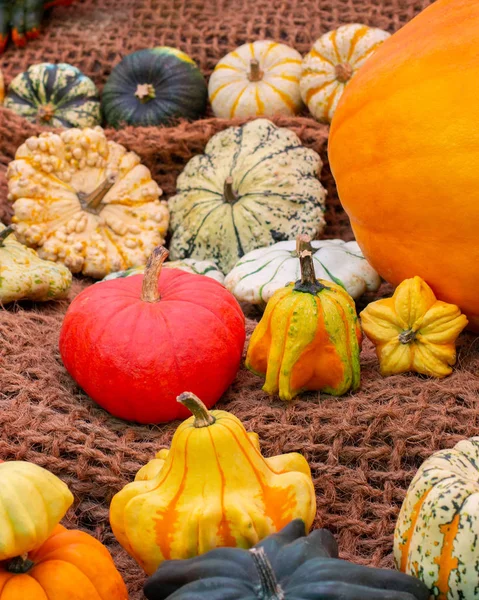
[0,525,127,599]
[328,0,479,331]
[59,246,245,423]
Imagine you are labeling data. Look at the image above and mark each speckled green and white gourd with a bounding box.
[394,436,479,599]
[168,119,327,274]
[4,63,101,128]
[102,258,225,284]
[225,238,381,305]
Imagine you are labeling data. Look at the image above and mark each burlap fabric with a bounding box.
[3,1,478,599]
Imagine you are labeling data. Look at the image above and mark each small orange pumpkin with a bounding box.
[0,525,128,599]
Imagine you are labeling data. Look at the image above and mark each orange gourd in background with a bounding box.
[328,0,479,331]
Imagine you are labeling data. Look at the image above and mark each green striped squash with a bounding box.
[101,258,225,284]
[102,47,208,128]
[394,437,479,599]
[225,239,381,306]
[168,119,327,274]
[4,62,101,128]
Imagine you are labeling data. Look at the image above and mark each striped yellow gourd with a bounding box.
[208,40,303,118]
[109,392,316,575]
[301,24,390,123]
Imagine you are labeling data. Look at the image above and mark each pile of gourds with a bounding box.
[2,0,479,598]
[0,460,128,598]
[0,23,392,128]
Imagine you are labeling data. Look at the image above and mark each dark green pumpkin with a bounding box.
[144,519,430,600]
[101,47,208,128]
[4,62,101,128]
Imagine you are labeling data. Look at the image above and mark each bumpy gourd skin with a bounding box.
[394,437,479,600]
[246,272,362,401]
[0,461,73,560]
[7,127,169,278]
[360,276,468,377]
[0,223,71,304]
[110,398,316,575]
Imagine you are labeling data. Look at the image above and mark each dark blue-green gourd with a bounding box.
[4,62,101,128]
[144,519,431,600]
[101,47,208,128]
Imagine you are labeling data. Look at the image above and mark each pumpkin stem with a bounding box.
[335,62,354,83]
[250,547,285,600]
[223,177,238,204]
[135,83,156,103]
[37,103,55,123]
[294,234,326,295]
[248,58,264,82]
[141,245,169,303]
[177,392,216,428]
[399,329,417,344]
[78,173,118,214]
[6,554,35,574]
[0,225,15,247]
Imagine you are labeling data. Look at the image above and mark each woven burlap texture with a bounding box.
[3,1,477,600]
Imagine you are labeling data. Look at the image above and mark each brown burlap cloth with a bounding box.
[2,1,479,598]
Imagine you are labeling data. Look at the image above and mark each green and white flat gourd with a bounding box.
[102,47,208,128]
[4,63,101,128]
[394,437,479,599]
[168,119,327,274]
[0,223,71,304]
[102,258,225,284]
[225,238,381,306]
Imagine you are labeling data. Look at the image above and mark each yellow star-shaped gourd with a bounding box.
[360,276,468,378]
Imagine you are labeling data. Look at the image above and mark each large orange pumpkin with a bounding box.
[328,0,479,332]
[0,525,128,599]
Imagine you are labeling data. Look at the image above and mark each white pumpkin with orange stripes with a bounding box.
[301,24,390,123]
[394,437,479,599]
[208,41,303,119]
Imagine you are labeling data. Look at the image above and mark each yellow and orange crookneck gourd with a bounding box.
[0,525,128,599]
[110,392,316,575]
[328,0,479,331]
[360,276,468,378]
[246,235,362,401]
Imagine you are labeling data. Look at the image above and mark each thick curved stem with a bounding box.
[6,554,35,574]
[248,58,264,82]
[0,225,15,247]
[250,547,285,600]
[223,177,238,204]
[294,234,325,294]
[141,246,169,303]
[78,174,117,214]
[177,392,216,428]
